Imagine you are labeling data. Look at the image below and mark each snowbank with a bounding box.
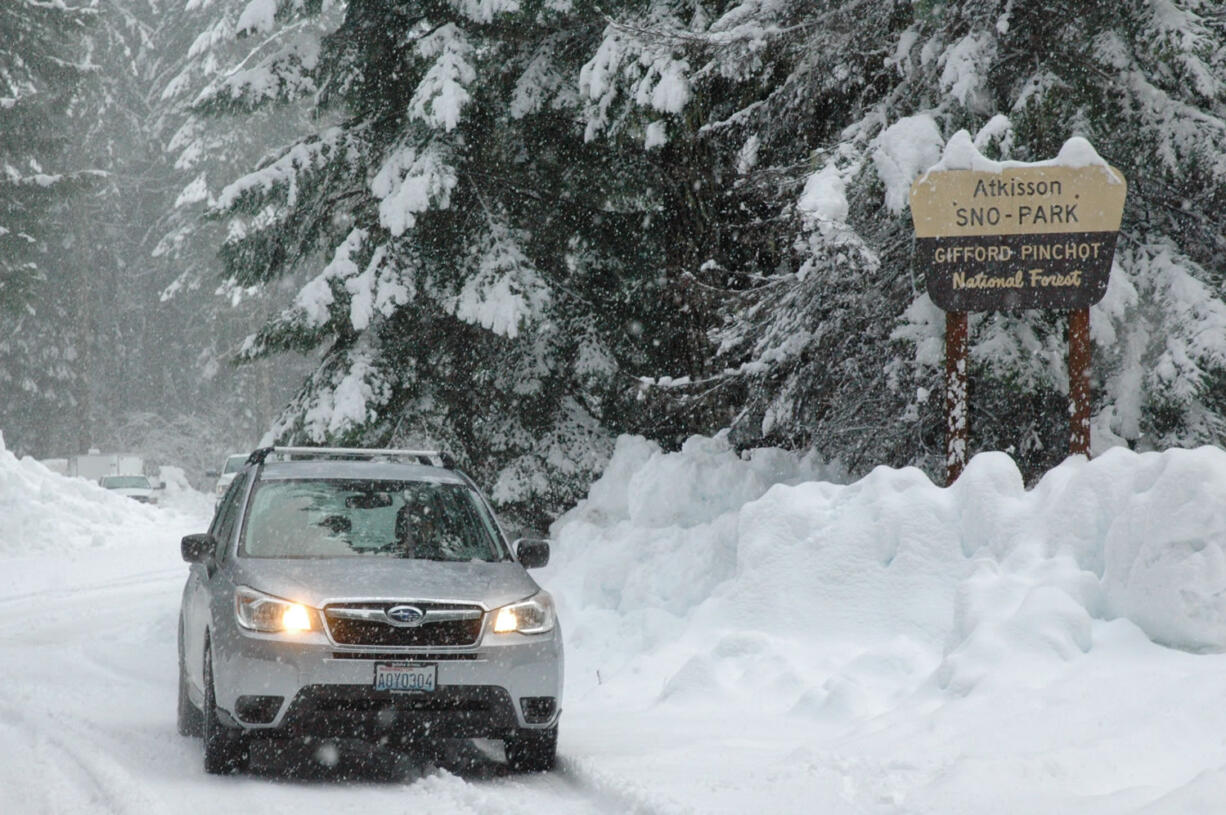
[546,436,1226,710]
[157,464,217,518]
[548,434,838,617]
[0,432,206,556]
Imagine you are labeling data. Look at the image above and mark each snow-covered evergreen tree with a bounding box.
[0,0,99,454]
[196,1,689,521]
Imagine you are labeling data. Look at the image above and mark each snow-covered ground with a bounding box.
[3,431,1226,813]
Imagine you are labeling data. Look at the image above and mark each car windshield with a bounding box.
[240,479,509,561]
[223,455,247,474]
[100,476,150,489]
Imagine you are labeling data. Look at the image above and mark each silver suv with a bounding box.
[176,447,562,774]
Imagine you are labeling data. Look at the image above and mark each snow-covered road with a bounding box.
[0,530,657,815]
[5,436,1226,813]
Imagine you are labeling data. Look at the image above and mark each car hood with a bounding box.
[231,557,541,611]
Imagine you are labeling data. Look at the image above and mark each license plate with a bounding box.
[373,662,436,694]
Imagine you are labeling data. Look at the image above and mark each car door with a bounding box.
[183,471,247,690]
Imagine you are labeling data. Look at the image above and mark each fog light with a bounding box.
[235,695,284,724]
[519,697,557,724]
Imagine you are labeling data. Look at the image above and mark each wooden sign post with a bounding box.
[909,139,1126,484]
[945,311,968,482]
[1068,308,1092,456]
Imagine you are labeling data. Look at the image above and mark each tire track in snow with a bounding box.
[0,566,182,610]
[245,739,645,815]
[526,755,695,815]
[0,701,166,815]
[0,558,187,813]
[0,568,181,644]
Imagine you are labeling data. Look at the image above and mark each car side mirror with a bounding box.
[515,538,550,569]
[181,533,218,564]
[205,470,220,478]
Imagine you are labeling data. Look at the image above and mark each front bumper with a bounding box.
[274,684,521,741]
[210,613,563,739]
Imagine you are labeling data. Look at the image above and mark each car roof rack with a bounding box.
[246,446,454,468]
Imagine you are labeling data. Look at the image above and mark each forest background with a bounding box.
[3,0,1223,526]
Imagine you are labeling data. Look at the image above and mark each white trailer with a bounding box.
[68,452,144,482]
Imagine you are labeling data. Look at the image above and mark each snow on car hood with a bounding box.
[231,556,542,610]
[108,487,153,498]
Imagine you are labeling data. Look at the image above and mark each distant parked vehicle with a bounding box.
[208,453,248,504]
[99,474,158,505]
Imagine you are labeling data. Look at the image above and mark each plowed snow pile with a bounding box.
[546,434,1226,812]
[0,438,163,555]
[0,433,210,597]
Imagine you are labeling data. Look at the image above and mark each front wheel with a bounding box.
[202,639,249,774]
[504,726,557,772]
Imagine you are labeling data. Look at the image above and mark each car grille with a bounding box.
[323,601,484,647]
[310,696,493,714]
[331,651,482,661]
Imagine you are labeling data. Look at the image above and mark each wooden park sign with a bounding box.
[912,164,1126,310]
[908,135,1127,484]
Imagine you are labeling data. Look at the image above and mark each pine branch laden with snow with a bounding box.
[371,141,458,237]
[409,24,477,132]
[191,36,321,113]
[448,214,551,339]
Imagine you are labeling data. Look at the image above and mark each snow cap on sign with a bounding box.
[926,129,1116,176]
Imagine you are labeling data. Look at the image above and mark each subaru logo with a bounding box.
[385,605,425,626]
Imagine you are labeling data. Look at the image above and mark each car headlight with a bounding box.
[235,586,314,633]
[492,592,556,635]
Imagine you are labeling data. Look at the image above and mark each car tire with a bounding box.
[202,639,249,774]
[177,620,202,737]
[504,726,557,772]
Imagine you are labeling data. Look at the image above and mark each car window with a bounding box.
[210,471,248,557]
[223,455,247,475]
[239,479,509,562]
[100,476,150,488]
